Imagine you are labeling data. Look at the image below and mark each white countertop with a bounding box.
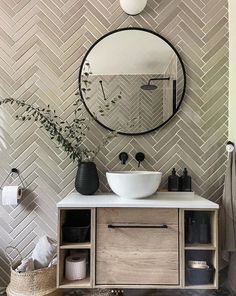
[57,192,219,209]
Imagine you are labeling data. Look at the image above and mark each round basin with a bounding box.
[106,171,162,199]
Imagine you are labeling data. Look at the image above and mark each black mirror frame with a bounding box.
[78,27,186,136]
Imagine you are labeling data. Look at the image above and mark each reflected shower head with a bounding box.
[141,84,157,91]
[141,77,170,91]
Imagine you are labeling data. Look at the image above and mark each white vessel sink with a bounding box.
[106,171,162,199]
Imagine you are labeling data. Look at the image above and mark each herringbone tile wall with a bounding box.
[0,0,228,286]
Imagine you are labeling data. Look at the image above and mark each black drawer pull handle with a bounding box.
[108,224,168,229]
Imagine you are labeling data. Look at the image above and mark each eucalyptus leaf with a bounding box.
[0,65,116,162]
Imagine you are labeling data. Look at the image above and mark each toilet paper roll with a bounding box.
[2,186,22,206]
[70,250,89,261]
[65,255,86,281]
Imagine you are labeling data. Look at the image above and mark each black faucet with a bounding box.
[135,152,145,167]
[119,152,128,165]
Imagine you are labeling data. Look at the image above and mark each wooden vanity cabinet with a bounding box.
[96,208,179,285]
[57,193,219,290]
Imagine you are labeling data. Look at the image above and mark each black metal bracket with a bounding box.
[0,168,25,190]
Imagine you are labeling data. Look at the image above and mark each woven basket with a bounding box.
[6,263,62,296]
[5,247,62,296]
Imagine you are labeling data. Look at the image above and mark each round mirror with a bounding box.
[79,28,186,135]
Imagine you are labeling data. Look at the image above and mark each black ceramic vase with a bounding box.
[75,161,99,195]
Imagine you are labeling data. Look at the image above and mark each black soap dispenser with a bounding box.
[180,168,192,192]
[168,168,179,192]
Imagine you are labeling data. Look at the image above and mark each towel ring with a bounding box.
[226,141,235,153]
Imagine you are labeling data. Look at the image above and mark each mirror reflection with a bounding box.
[79,28,186,135]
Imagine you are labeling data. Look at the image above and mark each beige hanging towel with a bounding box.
[221,150,236,253]
[220,148,236,294]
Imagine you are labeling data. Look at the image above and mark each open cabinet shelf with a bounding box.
[184,244,216,250]
[182,209,218,289]
[60,242,92,249]
[59,276,91,289]
[57,208,95,289]
[184,284,217,289]
[58,248,92,288]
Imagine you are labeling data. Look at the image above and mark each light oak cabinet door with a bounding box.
[96,208,179,285]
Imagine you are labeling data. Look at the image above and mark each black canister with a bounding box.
[168,168,179,191]
[199,214,211,244]
[185,212,211,244]
[180,168,192,191]
[186,216,199,244]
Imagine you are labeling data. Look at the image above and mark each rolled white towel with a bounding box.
[15,258,34,273]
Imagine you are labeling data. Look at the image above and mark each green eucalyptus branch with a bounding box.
[0,96,117,162]
[0,97,82,161]
[0,62,120,164]
[75,62,92,106]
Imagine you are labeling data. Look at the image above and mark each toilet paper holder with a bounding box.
[0,168,25,190]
